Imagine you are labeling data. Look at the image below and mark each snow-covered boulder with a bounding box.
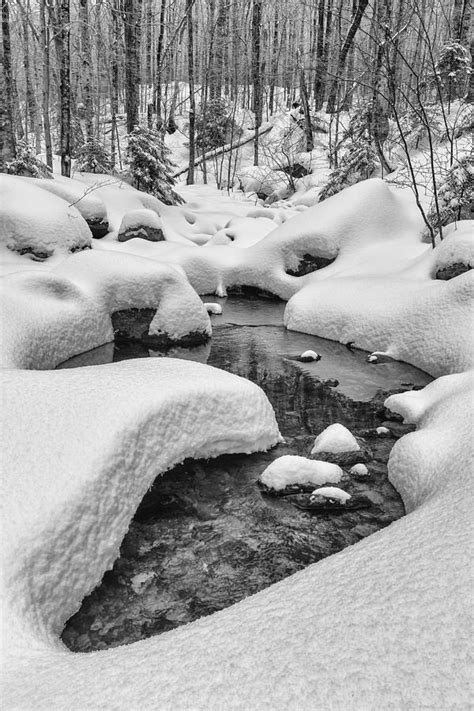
[310,486,351,503]
[298,350,321,362]
[258,455,343,492]
[117,209,165,243]
[0,174,91,259]
[350,463,370,479]
[204,302,223,315]
[432,221,473,280]
[311,423,360,455]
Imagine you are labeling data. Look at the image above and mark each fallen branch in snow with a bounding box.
[172,124,273,178]
[67,178,125,208]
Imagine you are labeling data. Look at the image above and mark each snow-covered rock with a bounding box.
[259,455,343,491]
[298,350,321,362]
[350,463,369,479]
[432,221,473,279]
[204,302,223,315]
[311,423,360,455]
[117,208,165,243]
[310,486,351,503]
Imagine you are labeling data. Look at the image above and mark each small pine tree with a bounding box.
[423,156,474,240]
[75,138,113,173]
[435,41,472,105]
[319,141,376,201]
[5,140,51,177]
[319,105,378,201]
[196,99,242,151]
[126,126,182,205]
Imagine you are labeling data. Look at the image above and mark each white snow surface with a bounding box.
[259,455,343,491]
[311,423,360,454]
[310,486,351,503]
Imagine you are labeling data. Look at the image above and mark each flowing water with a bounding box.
[60,297,431,652]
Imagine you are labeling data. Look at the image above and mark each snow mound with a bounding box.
[0,174,92,257]
[311,423,360,455]
[310,486,351,503]
[259,455,343,491]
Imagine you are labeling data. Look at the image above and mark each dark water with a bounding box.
[60,297,431,652]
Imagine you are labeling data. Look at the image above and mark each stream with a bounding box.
[60,297,432,652]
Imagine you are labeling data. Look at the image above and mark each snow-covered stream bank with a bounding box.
[1,175,473,709]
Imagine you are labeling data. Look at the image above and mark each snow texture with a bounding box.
[311,423,360,454]
[259,455,343,491]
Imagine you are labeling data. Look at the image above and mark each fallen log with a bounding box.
[172,124,273,179]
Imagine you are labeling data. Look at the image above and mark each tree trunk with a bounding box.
[79,0,94,141]
[59,0,71,176]
[251,0,262,165]
[123,0,140,132]
[186,0,196,184]
[1,0,16,167]
[154,0,166,130]
[298,57,314,152]
[326,0,369,113]
[39,0,53,170]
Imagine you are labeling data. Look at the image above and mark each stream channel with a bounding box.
[60,296,432,652]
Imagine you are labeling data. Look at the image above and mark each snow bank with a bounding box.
[0,250,211,369]
[311,423,360,454]
[259,455,343,491]
[1,359,280,653]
